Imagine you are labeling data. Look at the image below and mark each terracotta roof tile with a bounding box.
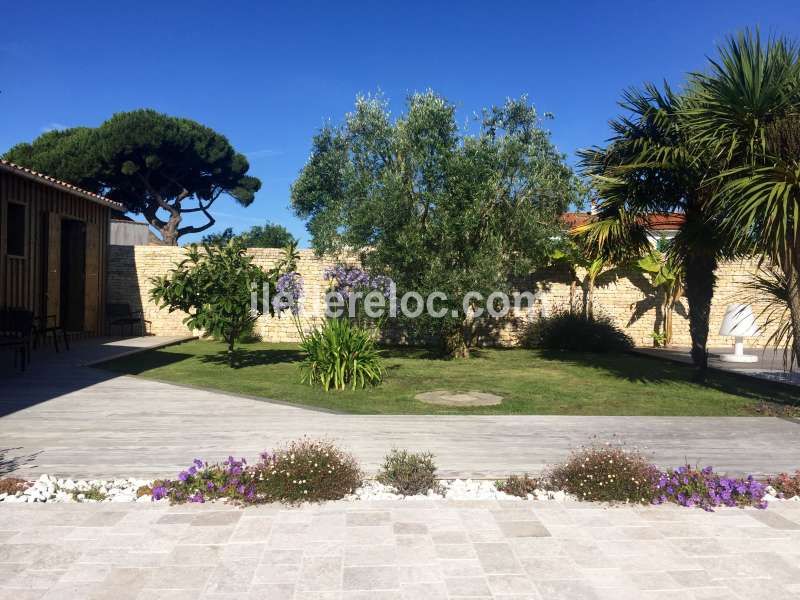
[0,159,124,210]
[561,211,685,231]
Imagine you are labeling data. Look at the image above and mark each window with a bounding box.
[7,202,26,257]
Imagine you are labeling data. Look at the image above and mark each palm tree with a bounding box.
[685,31,800,366]
[575,83,731,371]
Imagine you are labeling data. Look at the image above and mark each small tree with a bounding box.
[150,241,276,362]
[636,249,684,346]
[292,92,581,357]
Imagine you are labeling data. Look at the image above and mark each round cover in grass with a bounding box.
[415,390,502,406]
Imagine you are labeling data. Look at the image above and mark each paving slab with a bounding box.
[0,500,797,599]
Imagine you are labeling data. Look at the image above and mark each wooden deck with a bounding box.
[1,337,799,480]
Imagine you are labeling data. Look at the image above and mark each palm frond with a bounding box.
[741,264,795,370]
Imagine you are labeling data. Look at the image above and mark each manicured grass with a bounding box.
[100,340,799,416]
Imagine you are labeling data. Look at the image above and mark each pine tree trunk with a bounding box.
[684,253,717,372]
[159,212,182,246]
[160,225,179,245]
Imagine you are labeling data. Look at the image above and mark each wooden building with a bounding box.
[0,159,124,334]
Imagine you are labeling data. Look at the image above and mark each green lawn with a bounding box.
[99,340,799,416]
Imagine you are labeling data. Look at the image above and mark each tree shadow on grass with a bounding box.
[199,347,305,369]
[538,349,800,411]
[379,345,489,361]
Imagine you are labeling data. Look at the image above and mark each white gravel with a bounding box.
[1,476,797,505]
[0,474,153,504]
[345,479,572,502]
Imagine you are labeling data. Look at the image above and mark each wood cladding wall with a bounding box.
[0,169,111,334]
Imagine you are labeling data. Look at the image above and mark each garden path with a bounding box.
[0,499,799,599]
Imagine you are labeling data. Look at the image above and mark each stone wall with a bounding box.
[107,245,775,348]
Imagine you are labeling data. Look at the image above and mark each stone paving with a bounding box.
[1,499,800,599]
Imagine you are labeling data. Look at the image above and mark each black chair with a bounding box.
[33,314,70,352]
[0,308,34,371]
[106,303,150,336]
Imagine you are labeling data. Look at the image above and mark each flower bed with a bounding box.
[1,440,797,508]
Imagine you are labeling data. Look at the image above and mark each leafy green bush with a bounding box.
[495,474,541,498]
[377,449,440,495]
[537,310,634,353]
[256,439,362,503]
[299,318,385,390]
[548,444,659,503]
[150,241,277,361]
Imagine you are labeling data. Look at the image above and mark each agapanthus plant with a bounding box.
[654,465,767,511]
[322,265,394,330]
[273,271,304,315]
[324,265,393,299]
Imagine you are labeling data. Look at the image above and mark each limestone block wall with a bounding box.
[107,245,777,349]
[471,259,775,348]
[106,246,339,340]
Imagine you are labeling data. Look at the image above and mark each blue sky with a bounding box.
[2,0,798,246]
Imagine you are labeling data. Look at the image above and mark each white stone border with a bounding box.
[2,475,798,505]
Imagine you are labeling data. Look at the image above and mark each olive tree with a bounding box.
[291,92,581,356]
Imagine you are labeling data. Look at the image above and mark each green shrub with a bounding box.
[377,449,440,495]
[255,438,362,503]
[150,241,277,361]
[495,474,541,498]
[299,318,385,390]
[548,444,659,503]
[537,310,634,353]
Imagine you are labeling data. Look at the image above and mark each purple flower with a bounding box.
[324,266,393,298]
[151,485,167,501]
[274,272,304,315]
